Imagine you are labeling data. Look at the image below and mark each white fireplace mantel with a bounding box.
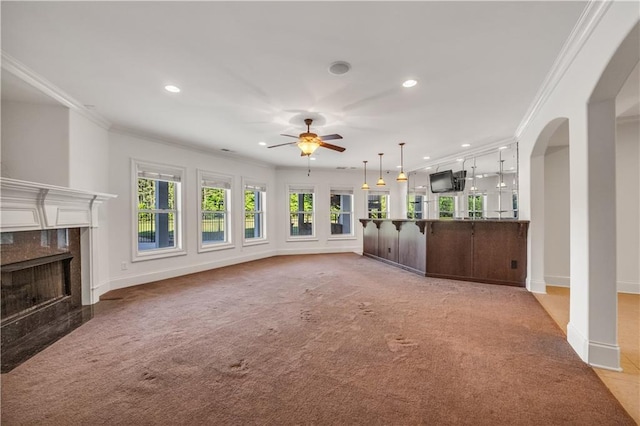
[0,178,116,232]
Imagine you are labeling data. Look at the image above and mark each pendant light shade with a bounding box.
[361,160,370,190]
[376,153,386,186]
[396,142,408,182]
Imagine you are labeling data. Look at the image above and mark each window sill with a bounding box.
[198,242,235,253]
[327,235,357,241]
[286,237,318,242]
[243,239,269,247]
[132,248,187,262]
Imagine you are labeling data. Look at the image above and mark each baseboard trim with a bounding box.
[276,246,361,256]
[108,251,275,291]
[528,278,547,294]
[540,276,638,294]
[544,275,570,287]
[617,280,639,294]
[567,322,589,363]
[589,341,622,371]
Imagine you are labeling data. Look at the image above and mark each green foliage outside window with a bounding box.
[439,196,454,219]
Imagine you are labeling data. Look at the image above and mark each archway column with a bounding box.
[527,155,546,293]
[567,101,620,370]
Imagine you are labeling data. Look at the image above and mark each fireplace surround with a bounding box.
[0,178,115,371]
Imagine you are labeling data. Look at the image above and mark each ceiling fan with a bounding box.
[268,118,345,156]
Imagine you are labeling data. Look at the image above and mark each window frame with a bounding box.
[131,159,186,262]
[438,195,455,219]
[367,191,390,219]
[329,187,356,240]
[407,192,426,219]
[198,170,234,253]
[287,184,317,241]
[243,179,268,246]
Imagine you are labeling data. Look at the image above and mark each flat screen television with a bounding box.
[430,170,455,193]
[453,170,467,192]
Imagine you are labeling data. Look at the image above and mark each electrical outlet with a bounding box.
[121,262,128,271]
[511,260,517,269]
[388,247,392,253]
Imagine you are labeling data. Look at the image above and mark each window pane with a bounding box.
[138,178,155,210]
[331,213,352,235]
[138,212,175,250]
[468,195,483,218]
[245,212,262,239]
[439,196,454,219]
[244,190,256,212]
[202,212,226,243]
[290,213,313,236]
[202,187,226,211]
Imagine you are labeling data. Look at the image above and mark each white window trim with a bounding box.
[243,178,268,246]
[131,159,187,262]
[328,187,355,240]
[287,184,317,241]
[197,169,234,253]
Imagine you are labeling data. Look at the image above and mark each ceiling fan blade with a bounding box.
[267,141,298,148]
[280,134,300,138]
[319,134,343,141]
[320,142,346,152]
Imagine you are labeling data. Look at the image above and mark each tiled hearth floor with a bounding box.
[534,287,639,424]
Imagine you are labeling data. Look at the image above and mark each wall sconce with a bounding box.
[376,153,386,186]
[361,160,370,190]
[396,142,408,182]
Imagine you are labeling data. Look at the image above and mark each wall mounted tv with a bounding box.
[430,170,455,193]
[430,170,467,193]
[453,170,467,192]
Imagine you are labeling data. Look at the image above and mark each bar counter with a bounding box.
[358,219,529,287]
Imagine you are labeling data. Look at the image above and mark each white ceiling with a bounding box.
[1,1,595,171]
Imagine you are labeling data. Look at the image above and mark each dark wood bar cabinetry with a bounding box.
[359,219,528,287]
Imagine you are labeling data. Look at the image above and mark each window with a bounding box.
[199,171,232,251]
[468,194,483,218]
[330,188,354,237]
[134,160,185,260]
[289,186,315,237]
[244,181,266,243]
[367,191,389,219]
[438,196,454,219]
[408,193,425,219]
[289,186,315,238]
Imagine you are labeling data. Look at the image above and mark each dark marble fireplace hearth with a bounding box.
[1,228,92,372]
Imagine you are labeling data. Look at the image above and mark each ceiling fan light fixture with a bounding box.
[396,142,408,182]
[298,136,321,156]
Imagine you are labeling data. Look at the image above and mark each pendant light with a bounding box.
[396,142,408,182]
[376,153,386,186]
[361,160,370,190]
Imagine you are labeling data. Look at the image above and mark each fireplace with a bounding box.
[0,229,90,372]
[0,178,115,372]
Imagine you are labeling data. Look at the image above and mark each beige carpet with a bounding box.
[1,253,634,425]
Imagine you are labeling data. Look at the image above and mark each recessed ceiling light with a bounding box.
[456,158,464,162]
[164,85,181,93]
[310,157,316,161]
[425,166,432,170]
[258,141,267,146]
[402,79,417,88]
[423,156,430,160]
[396,165,402,168]
[461,143,471,148]
[509,167,515,170]
[499,146,508,150]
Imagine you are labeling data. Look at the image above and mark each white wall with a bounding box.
[544,145,570,286]
[1,101,69,186]
[68,110,110,193]
[616,119,640,293]
[107,130,278,291]
[274,167,365,255]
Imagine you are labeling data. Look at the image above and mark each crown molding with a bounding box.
[617,114,640,124]
[514,0,613,139]
[1,51,112,130]
[415,136,518,172]
[110,125,275,170]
